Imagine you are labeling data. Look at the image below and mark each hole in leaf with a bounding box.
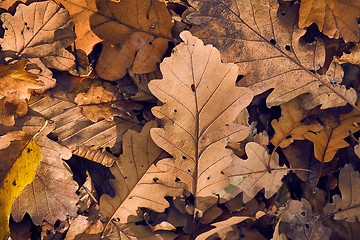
[225,123,229,126]
[281,12,286,16]
[112,217,121,222]
[285,45,291,51]
[174,109,177,113]
[153,177,159,183]
[285,135,292,139]
[187,169,191,173]
[191,84,196,92]
[305,223,310,229]
[236,75,244,83]
[301,211,306,216]
[148,41,153,45]
[270,39,277,45]
[182,156,187,160]
[207,176,210,180]
[175,177,181,182]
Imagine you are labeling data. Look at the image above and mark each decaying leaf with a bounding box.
[100,121,181,239]
[280,198,332,240]
[324,164,360,222]
[0,60,43,126]
[304,104,360,162]
[335,43,360,65]
[222,142,289,203]
[298,0,360,42]
[0,138,42,239]
[1,1,76,85]
[74,82,143,122]
[195,216,251,240]
[187,0,357,109]
[149,31,253,213]
[11,117,78,226]
[271,97,323,149]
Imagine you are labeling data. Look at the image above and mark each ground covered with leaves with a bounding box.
[0,0,359,239]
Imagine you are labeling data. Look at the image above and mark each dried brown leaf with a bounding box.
[100,121,181,239]
[59,0,173,80]
[335,43,360,65]
[324,164,360,222]
[280,199,331,240]
[1,1,76,72]
[74,83,143,122]
[298,0,360,42]
[149,31,253,213]
[187,0,357,109]
[304,104,360,162]
[222,142,289,203]
[0,60,42,126]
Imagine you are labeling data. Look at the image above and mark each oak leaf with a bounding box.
[271,97,323,149]
[100,121,182,239]
[1,1,76,74]
[222,142,289,203]
[149,31,253,213]
[59,0,173,80]
[335,43,360,65]
[280,198,332,240]
[0,60,43,126]
[298,0,360,42]
[187,0,357,109]
[304,104,360,162]
[74,82,143,122]
[324,164,360,222]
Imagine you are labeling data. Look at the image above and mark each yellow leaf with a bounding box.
[0,139,42,239]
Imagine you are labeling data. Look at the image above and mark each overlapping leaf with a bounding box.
[149,31,253,213]
[298,0,360,42]
[222,142,289,203]
[1,1,76,91]
[0,60,43,126]
[100,121,182,239]
[74,82,143,122]
[59,0,173,80]
[187,0,357,109]
[324,164,360,222]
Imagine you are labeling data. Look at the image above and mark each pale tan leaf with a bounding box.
[335,43,360,65]
[280,199,332,240]
[271,97,323,149]
[0,131,27,150]
[10,117,78,225]
[74,82,143,122]
[149,31,253,212]
[73,146,118,167]
[304,104,360,162]
[187,0,357,109]
[1,1,76,71]
[100,121,182,239]
[222,142,289,203]
[195,216,250,240]
[324,164,360,222]
[298,0,360,42]
[355,142,360,158]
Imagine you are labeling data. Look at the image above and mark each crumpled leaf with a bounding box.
[0,60,43,126]
[280,198,332,240]
[0,137,41,239]
[298,0,360,42]
[74,82,143,122]
[195,216,250,240]
[187,0,357,109]
[335,43,360,65]
[100,121,181,239]
[11,117,79,225]
[1,1,76,70]
[149,31,253,213]
[304,103,360,162]
[28,94,140,155]
[271,97,323,149]
[324,164,360,222]
[222,142,289,203]
[59,0,173,80]
[73,146,118,167]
